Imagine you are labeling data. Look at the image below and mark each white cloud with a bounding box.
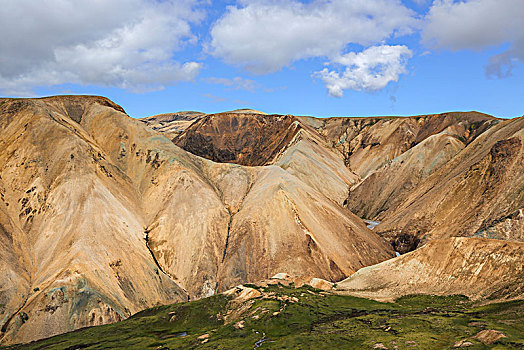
[0,0,204,95]
[205,76,256,91]
[209,0,417,74]
[422,0,524,78]
[314,45,412,97]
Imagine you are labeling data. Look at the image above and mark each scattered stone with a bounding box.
[373,343,388,349]
[234,320,245,329]
[236,287,262,302]
[197,333,209,340]
[309,278,333,291]
[272,312,279,316]
[224,285,262,303]
[271,273,291,280]
[201,339,208,344]
[453,340,473,347]
[474,329,506,345]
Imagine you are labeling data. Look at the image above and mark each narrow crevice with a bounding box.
[143,227,191,300]
[219,175,255,264]
[221,210,233,263]
[216,175,255,293]
[143,227,170,278]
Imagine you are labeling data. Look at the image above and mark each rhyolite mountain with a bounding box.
[0,95,522,346]
[0,96,388,344]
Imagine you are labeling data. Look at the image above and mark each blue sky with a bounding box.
[1,0,523,119]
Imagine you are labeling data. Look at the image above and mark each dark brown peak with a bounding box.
[173,113,301,166]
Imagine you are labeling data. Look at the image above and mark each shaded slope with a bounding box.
[376,116,524,250]
[347,132,465,222]
[301,112,498,179]
[173,113,301,166]
[337,237,524,302]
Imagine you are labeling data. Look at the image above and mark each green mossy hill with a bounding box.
[4,285,523,349]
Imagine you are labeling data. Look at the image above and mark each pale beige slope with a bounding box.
[63,99,233,300]
[217,166,394,290]
[376,116,524,248]
[347,132,465,223]
[0,98,187,344]
[142,158,392,297]
[142,164,231,299]
[274,122,360,206]
[336,237,524,301]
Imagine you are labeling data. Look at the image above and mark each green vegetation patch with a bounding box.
[3,286,523,350]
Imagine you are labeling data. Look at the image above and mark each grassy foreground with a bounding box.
[3,284,523,349]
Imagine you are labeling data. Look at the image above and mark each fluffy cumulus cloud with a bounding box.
[209,0,417,74]
[315,45,412,97]
[0,0,203,95]
[423,0,524,78]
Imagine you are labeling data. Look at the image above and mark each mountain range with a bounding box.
[0,96,522,346]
